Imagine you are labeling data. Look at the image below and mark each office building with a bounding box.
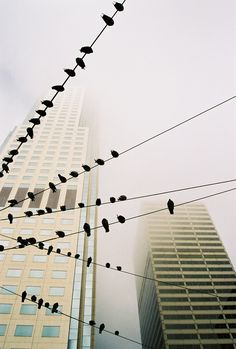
[0,88,97,349]
[136,202,236,349]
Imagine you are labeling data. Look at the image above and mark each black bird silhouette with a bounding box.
[78,202,85,208]
[3,157,13,163]
[167,199,174,214]
[95,158,104,166]
[24,210,33,217]
[74,254,80,259]
[67,252,72,257]
[37,209,45,215]
[2,163,9,173]
[96,198,101,206]
[118,195,127,201]
[8,199,18,207]
[70,171,78,177]
[38,242,44,249]
[89,320,96,326]
[0,172,3,178]
[76,57,86,69]
[110,197,116,203]
[56,248,61,254]
[8,213,13,224]
[17,136,27,143]
[52,302,59,313]
[82,164,91,172]
[27,192,35,201]
[87,256,92,267]
[105,263,110,268]
[46,207,52,213]
[114,2,124,11]
[17,236,25,245]
[56,231,65,238]
[27,237,36,245]
[52,85,64,92]
[115,330,120,335]
[80,46,93,54]
[21,291,27,302]
[31,295,37,302]
[29,118,40,125]
[45,302,50,308]
[41,100,53,108]
[60,205,66,211]
[102,14,114,26]
[49,182,57,192]
[38,298,43,309]
[47,245,53,255]
[117,215,126,224]
[111,150,119,158]
[9,149,19,155]
[36,109,46,116]
[99,323,105,334]
[58,174,67,183]
[84,223,91,237]
[26,127,34,139]
[116,266,122,271]
[102,218,109,232]
[0,245,4,252]
[64,68,76,77]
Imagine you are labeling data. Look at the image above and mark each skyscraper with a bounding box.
[0,88,97,349]
[136,202,236,349]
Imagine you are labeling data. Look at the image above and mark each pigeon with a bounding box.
[167,199,174,215]
[102,218,109,232]
[24,210,33,217]
[116,266,122,271]
[52,302,59,313]
[2,157,13,163]
[47,245,53,255]
[8,213,13,224]
[89,320,96,326]
[84,223,91,237]
[58,174,67,183]
[74,254,80,259]
[115,330,120,336]
[41,100,53,108]
[82,164,91,172]
[2,163,9,173]
[67,252,72,257]
[80,46,93,54]
[45,302,50,308]
[76,57,86,69]
[9,149,19,156]
[78,202,85,208]
[52,85,65,92]
[36,109,46,116]
[99,323,105,334]
[17,137,27,143]
[95,158,104,166]
[118,195,127,201]
[38,242,44,249]
[27,192,35,201]
[45,207,52,213]
[56,231,65,238]
[56,248,61,254]
[27,237,36,245]
[49,182,57,192]
[38,298,43,309]
[64,69,76,77]
[110,197,116,203]
[96,198,101,206]
[117,215,126,224]
[0,172,3,178]
[102,14,114,26]
[70,171,78,177]
[8,199,18,207]
[114,2,124,11]
[26,127,34,139]
[0,245,4,252]
[29,118,40,125]
[105,263,110,268]
[111,150,119,158]
[31,295,37,302]
[21,291,27,302]
[60,205,66,211]
[37,209,45,215]
[87,256,92,267]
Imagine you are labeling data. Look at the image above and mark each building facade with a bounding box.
[0,88,97,349]
[136,202,236,349]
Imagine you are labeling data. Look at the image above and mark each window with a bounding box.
[42,326,60,337]
[52,271,67,279]
[26,286,41,295]
[15,325,33,337]
[0,304,12,314]
[1,228,13,234]
[0,285,17,295]
[12,255,26,262]
[20,304,37,315]
[39,229,52,236]
[29,270,44,278]
[49,287,65,296]
[56,242,71,249]
[61,219,73,225]
[0,240,9,247]
[0,324,6,336]
[54,256,68,263]
[7,269,22,277]
[45,305,62,315]
[43,218,55,224]
[33,255,47,262]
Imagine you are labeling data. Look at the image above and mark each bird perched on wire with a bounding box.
[29,118,40,126]
[26,127,34,139]
[95,158,105,166]
[26,237,36,245]
[89,320,96,326]
[17,136,27,143]
[24,210,33,217]
[167,199,174,214]
[37,209,45,215]
[114,2,124,11]
[2,157,13,163]
[102,218,109,232]
[118,195,127,201]
[117,215,126,223]
[102,14,114,26]
[52,85,64,92]
[9,149,19,156]
[84,223,91,237]
[115,330,120,336]
[49,182,57,192]
[41,100,53,108]
[116,266,122,271]
[27,192,35,201]
[36,109,46,116]
[111,150,119,158]
[64,68,76,77]
[96,198,101,206]
[45,207,52,213]
[8,213,13,224]
[78,202,85,208]
[0,245,4,252]
[47,245,53,255]
[38,242,44,249]
[80,46,93,54]
[76,57,86,69]
[58,174,67,183]
[99,323,105,334]
[110,197,116,203]
[70,171,78,177]
[8,199,18,207]
[52,302,59,313]
[2,163,9,173]
[56,231,65,238]
[105,263,110,268]
[82,164,91,172]
[87,256,92,267]
[21,291,27,302]
[38,298,43,309]
[31,295,37,302]
[60,205,66,211]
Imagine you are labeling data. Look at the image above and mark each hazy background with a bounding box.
[0,0,236,348]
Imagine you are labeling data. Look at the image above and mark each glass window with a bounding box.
[12,255,26,262]
[42,326,60,337]
[56,242,71,249]
[0,240,9,247]
[52,271,67,279]
[29,270,44,278]
[54,256,68,263]
[0,304,12,314]
[61,219,73,225]
[43,218,55,224]
[20,304,37,315]
[1,228,13,234]
[49,287,65,296]
[39,229,52,236]
[33,255,47,262]
[26,286,41,295]
[0,254,4,261]
[15,325,33,337]
[7,269,22,277]
[0,324,6,336]
[0,285,17,295]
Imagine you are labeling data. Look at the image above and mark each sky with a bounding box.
[0,0,236,348]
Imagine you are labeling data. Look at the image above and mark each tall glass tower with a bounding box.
[0,87,97,349]
[136,202,236,349]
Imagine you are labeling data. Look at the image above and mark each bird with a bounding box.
[99,323,105,334]
[111,150,119,158]
[38,242,45,249]
[89,320,96,326]
[110,197,116,203]
[102,218,109,232]
[105,263,110,268]
[0,245,4,252]
[84,223,91,237]
[74,254,80,259]
[31,295,37,302]
[8,213,13,224]
[118,195,127,201]
[21,291,27,302]
[2,157,13,163]
[82,164,91,172]
[37,209,45,215]
[167,199,174,214]
[52,302,59,313]
[114,2,124,11]
[17,136,27,143]
[70,171,78,177]
[116,266,122,271]
[45,302,50,308]
[8,149,19,155]
[49,182,57,192]
[87,256,92,267]
[52,85,64,92]
[102,14,114,26]
[80,46,93,54]
[41,100,53,108]
[27,237,36,245]
[0,172,3,178]
[64,68,76,77]
[96,198,101,206]
[24,210,33,217]
[117,215,126,224]
[95,158,104,166]
[56,231,65,238]
[8,199,18,207]
[2,163,9,173]
[58,174,67,183]
[56,248,61,254]
[38,298,43,309]
[60,205,66,211]
[26,127,34,139]
[29,118,40,125]
[45,207,52,213]
[78,202,85,208]
[76,57,86,69]
[47,245,53,255]
[36,109,46,116]
[27,192,35,201]
[67,252,72,257]
[115,330,120,336]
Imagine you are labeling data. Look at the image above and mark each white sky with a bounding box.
[0,1,236,348]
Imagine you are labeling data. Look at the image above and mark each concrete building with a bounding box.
[136,202,236,349]
[0,88,97,349]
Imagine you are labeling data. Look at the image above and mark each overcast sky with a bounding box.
[0,0,236,348]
